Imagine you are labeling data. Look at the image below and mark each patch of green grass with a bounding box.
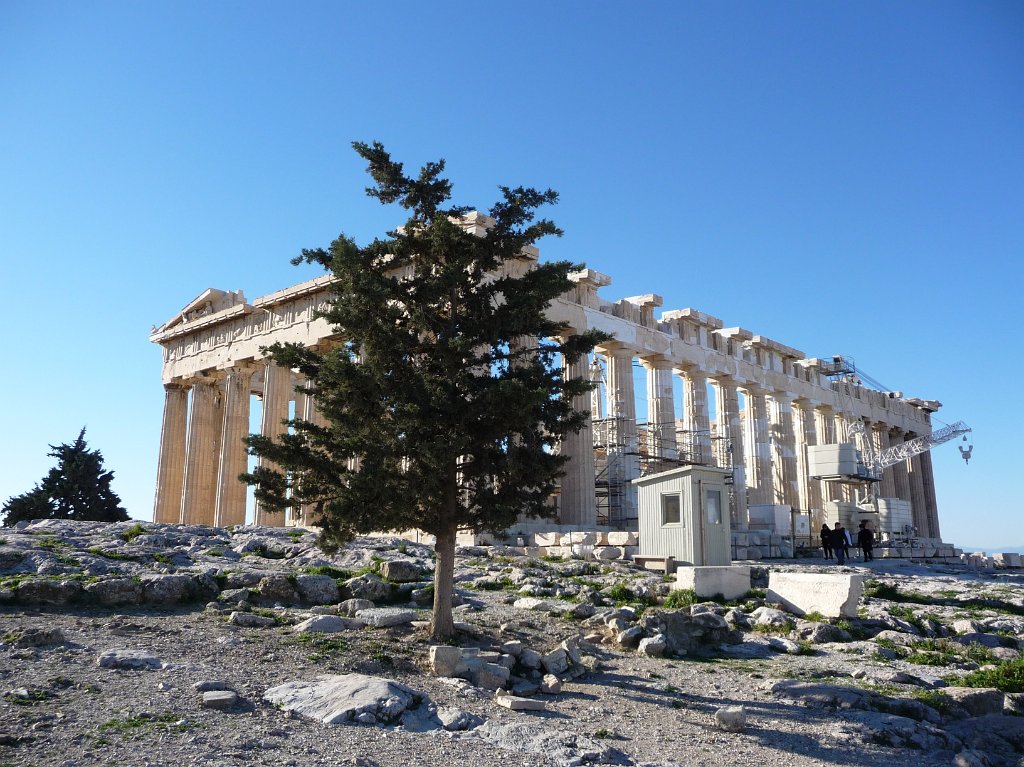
[473,577,515,592]
[289,633,350,662]
[912,689,958,715]
[203,548,225,557]
[120,523,147,542]
[246,545,286,560]
[905,639,996,667]
[251,607,288,625]
[593,728,613,739]
[35,535,65,550]
[98,711,187,738]
[753,621,795,636]
[302,565,354,580]
[803,611,826,623]
[663,588,697,609]
[542,554,565,563]
[153,552,173,565]
[955,658,1024,693]
[287,530,304,540]
[87,547,132,561]
[3,688,54,706]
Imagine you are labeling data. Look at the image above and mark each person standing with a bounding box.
[820,523,833,560]
[833,522,847,565]
[857,521,875,562]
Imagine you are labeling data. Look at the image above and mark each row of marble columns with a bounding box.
[153,362,315,527]
[153,352,941,538]
[557,347,941,537]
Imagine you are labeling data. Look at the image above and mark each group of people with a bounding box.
[820,520,875,564]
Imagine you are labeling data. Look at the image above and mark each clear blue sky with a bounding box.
[1,2,1020,549]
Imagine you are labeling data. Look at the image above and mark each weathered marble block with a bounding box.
[674,566,751,601]
[766,572,864,618]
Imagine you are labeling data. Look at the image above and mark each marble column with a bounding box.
[768,392,800,508]
[254,362,293,527]
[919,449,941,539]
[180,375,223,525]
[890,428,913,504]
[712,377,748,527]
[741,386,773,506]
[793,400,821,514]
[605,346,639,524]
[643,360,677,460]
[559,352,597,526]
[153,382,189,524]
[878,425,897,499]
[214,365,254,527]
[680,367,711,465]
[908,442,929,535]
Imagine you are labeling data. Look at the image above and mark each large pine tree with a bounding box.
[243,142,605,640]
[2,428,129,526]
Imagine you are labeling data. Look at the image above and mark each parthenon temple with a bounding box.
[151,218,943,542]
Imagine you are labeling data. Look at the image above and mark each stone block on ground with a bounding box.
[202,690,238,709]
[607,531,637,547]
[675,566,751,601]
[474,662,511,691]
[294,574,341,604]
[293,615,364,634]
[715,705,746,732]
[97,649,162,670]
[355,608,417,628]
[495,691,546,711]
[381,559,423,583]
[229,611,277,628]
[766,572,864,618]
[429,645,462,677]
[263,674,422,725]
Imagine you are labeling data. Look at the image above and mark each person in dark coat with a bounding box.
[833,522,847,565]
[857,521,875,561]
[820,524,833,560]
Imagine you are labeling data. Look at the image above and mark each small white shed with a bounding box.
[634,465,733,566]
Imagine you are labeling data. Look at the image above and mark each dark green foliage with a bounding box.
[2,428,129,526]
[955,658,1024,693]
[241,142,604,639]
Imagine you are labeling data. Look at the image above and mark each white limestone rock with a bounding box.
[437,707,482,731]
[766,572,864,618]
[429,645,462,677]
[97,649,163,670]
[381,559,423,583]
[495,691,546,711]
[202,690,238,709]
[292,615,364,634]
[638,635,667,657]
[263,674,422,725]
[294,574,341,604]
[355,608,418,628]
[229,611,277,628]
[715,705,746,732]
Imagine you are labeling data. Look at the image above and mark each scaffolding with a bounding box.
[591,415,732,528]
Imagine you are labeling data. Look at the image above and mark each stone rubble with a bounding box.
[1,520,1024,766]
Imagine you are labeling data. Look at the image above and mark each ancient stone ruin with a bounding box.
[150,212,945,552]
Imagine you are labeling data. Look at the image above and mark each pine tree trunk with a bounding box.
[430,523,457,641]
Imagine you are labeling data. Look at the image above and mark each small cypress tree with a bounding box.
[1,428,129,526]
[243,141,605,640]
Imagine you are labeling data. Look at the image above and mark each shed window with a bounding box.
[661,493,681,525]
[706,489,722,524]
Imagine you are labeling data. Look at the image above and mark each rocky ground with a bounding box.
[1,519,1023,767]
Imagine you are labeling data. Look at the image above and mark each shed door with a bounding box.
[701,485,728,565]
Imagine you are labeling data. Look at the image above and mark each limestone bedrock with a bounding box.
[767,572,865,618]
[675,565,751,601]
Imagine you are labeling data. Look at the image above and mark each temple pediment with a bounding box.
[153,288,249,336]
